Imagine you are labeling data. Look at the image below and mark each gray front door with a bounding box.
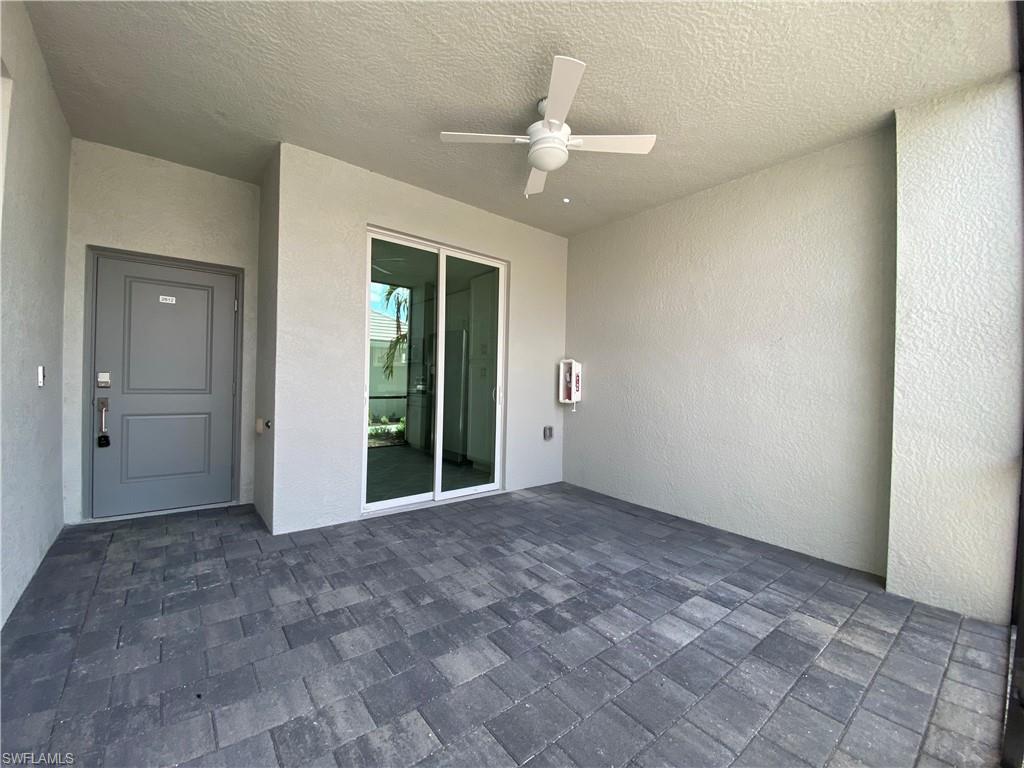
[92,253,238,518]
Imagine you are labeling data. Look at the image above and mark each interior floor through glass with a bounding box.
[366,444,491,503]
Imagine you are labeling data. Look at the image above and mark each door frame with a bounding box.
[362,226,508,514]
[82,246,244,519]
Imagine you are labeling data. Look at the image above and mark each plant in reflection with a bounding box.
[382,285,408,381]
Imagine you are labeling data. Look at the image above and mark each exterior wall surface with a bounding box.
[268,143,567,533]
[254,148,279,529]
[62,140,260,522]
[564,131,897,576]
[0,1,71,624]
[888,75,1023,623]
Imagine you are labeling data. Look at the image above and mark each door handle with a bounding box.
[97,398,109,434]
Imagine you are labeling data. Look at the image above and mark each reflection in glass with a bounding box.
[441,255,499,492]
[365,239,437,503]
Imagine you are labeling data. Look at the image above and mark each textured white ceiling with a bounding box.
[27,2,1015,236]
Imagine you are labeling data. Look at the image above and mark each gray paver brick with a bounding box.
[109,653,207,705]
[840,709,922,768]
[614,670,696,735]
[862,674,936,734]
[723,655,797,710]
[598,632,671,680]
[253,639,338,689]
[361,662,450,724]
[417,726,516,768]
[878,651,946,695]
[487,647,567,701]
[636,720,735,768]
[335,710,442,767]
[557,702,652,767]
[734,735,813,767]
[816,640,882,686]
[659,645,731,696]
[304,650,392,707]
[789,664,864,723]
[207,628,288,676]
[432,636,509,686]
[685,682,771,753]
[212,678,312,748]
[180,731,277,768]
[542,625,612,669]
[419,674,512,744]
[485,688,579,763]
[695,621,760,664]
[549,658,630,716]
[929,699,1002,748]
[104,712,215,768]
[761,696,844,767]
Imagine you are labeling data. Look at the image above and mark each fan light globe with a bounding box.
[528,140,569,172]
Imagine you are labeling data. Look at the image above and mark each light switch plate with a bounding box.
[37,365,45,388]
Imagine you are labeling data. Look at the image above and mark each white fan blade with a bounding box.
[569,135,657,154]
[543,56,586,127]
[524,168,547,197]
[441,132,527,144]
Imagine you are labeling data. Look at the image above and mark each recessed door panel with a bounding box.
[125,279,212,392]
[123,413,211,481]
[92,253,238,517]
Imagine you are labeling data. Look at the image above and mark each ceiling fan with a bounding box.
[372,257,404,276]
[441,56,657,198]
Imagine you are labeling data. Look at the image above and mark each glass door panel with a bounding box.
[439,254,499,493]
[365,238,438,505]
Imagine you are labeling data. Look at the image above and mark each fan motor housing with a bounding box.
[527,121,571,172]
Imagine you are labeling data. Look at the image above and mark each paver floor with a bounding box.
[1,483,1008,767]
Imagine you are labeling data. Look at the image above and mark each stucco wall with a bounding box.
[269,143,567,533]
[62,140,260,522]
[888,76,1023,623]
[564,131,897,575]
[0,2,71,624]
[254,148,279,529]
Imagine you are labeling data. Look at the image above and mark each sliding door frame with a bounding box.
[362,227,506,514]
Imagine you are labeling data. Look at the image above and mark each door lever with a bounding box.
[96,398,111,447]
[97,398,109,434]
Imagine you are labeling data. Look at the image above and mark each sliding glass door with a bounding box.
[437,254,501,497]
[364,232,504,511]
[364,238,438,505]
